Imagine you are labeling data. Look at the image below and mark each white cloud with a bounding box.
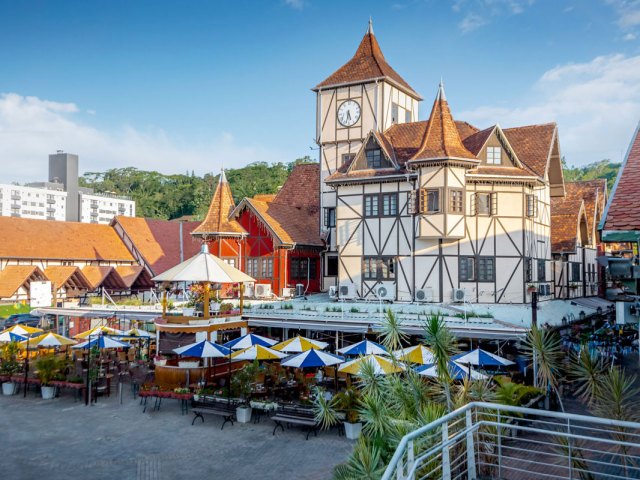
[459,13,487,33]
[283,0,305,10]
[606,0,640,29]
[0,93,283,183]
[458,54,640,165]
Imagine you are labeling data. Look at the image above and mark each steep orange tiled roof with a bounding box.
[0,266,47,299]
[314,22,419,98]
[238,164,322,247]
[0,217,134,262]
[81,266,126,291]
[602,123,640,232]
[503,123,556,178]
[114,217,201,275]
[564,180,607,236]
[44,266,91,290]
[551,198,588,253]
[410,83,477,162]
[462,126,494,156]
[115,265,153,289]
[193,170,246,237]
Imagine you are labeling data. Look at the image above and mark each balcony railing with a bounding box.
[383,401,640,480]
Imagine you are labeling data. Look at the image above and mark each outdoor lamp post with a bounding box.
[531,290,538,388]
[23,334,30,398]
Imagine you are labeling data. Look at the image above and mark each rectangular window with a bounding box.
[526,194,537,217]
[391,103,399,124]
[478,257,495,282]
[366,149,382,168]
[324,207,336,228]
[247,258,259,278]
[487,146,501,165]
[475,192,496,216]
[459,257,475,282]
[525,258,533,282]
[262,258,273,278]
[537,259,546,282]
[364,194,379,217]
[571,262,581,282]
[342,153,355,165]
[382,193,398,216]
[291,258,317,279]
[223,258,236,268]
[418,189,440,214]
[363,257,395,280]
[326,256,338,277]
[405,109,411,123]
[449,189,463,213]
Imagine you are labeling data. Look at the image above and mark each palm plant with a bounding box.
[423,313,457,410]
[333,438,386,480]
[379,309,408,353]
[334,386,362,424]
[312,387,340,430]
[568,347,607,406]
[522,325,564,411]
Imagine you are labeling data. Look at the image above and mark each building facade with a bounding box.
[316,23,601,304]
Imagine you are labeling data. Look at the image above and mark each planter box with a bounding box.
[182,307,196,316]
[2,382,16,396]
[41,385,56,400]
[344,421,362,440]
[154,359,167,366]
[236,406,252,423]
[178,361,200,368]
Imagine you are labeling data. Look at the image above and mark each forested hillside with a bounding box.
[79,157,315,220]
[78,156,620,220]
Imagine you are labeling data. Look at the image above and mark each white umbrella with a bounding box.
[73,336,130,350]
[223,333,278,350]
[337,340,388,356]
[272,335,328,353]
[281,350,344,368]
[152,244,255,284]
[74,325,124,339]
[21,332,76,348]
[338,354,405,375]
[174,340,231,358]
[122,328,153,338]
[452,348,515,367]
[415,361,487,380]
[230,345,286,361]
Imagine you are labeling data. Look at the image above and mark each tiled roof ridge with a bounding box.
[193,169,246,236]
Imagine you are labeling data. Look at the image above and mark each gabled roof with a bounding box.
[81,266,127,291]
[564,180,607,237]
[192,170,246,237]
[113,216,201,276]
[0,217,134,262]
[314,21,420,99]
[601,122,640,235]
[44,266,91,291]
[551,198,589,253]
[0,266,47,299]
[234,164,322,247]
[409,83,477,163]
[115,265,154,289]
[502,123,556,178]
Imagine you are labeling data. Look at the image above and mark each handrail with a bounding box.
[382,401,640,480]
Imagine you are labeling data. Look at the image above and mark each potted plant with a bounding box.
[154,354,167,366]
[526,284,537,294]
[231,360,260,423]
[36,354,63,400]
[333,387,362,440]
[1,341,21,396]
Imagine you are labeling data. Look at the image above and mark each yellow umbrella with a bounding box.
[230,345,287,361]
[74,325,123,339]
[20,332,76,348]
[393,345,436,365]
[1,324,43,336]
[338,354,405,375]
[272,335,328,353]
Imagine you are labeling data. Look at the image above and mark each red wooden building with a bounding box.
[193,164,323,297]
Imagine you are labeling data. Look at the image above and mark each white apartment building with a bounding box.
[79,191,136,224]
[0,184,67,221]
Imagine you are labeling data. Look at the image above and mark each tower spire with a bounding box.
[219,167,227,184]
[368,17,374,35]
[437,77,446,101]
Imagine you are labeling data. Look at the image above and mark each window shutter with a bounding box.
[470,193,477,216]
[490,193,497,216]
[408,191,417,215]
[417,189,427,214]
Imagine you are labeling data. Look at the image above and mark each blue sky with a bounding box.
[1,0,639,181]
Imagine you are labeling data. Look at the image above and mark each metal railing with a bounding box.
[383,401,640,480]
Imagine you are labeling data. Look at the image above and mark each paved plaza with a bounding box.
[0,389,351,480]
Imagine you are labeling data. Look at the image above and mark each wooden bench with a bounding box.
[191,396,238,430]
[271,404,319,440]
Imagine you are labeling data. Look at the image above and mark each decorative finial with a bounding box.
[437,78,446,101]
[368,17,374,35]
[219,167,227,183]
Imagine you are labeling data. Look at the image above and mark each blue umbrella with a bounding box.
[337,339,387,356]
[223,333,277,350]
[281,349,345,368]
[415,361,487,380]
[451,348,514,367]
[174,340,231,358]
[72,336,130,350]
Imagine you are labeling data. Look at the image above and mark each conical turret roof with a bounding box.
[314,20,420,99]
[193,170,246,237]
[411,82,477,162]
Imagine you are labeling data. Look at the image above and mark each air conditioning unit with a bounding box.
[282,287,294,298]
[255,284,272,299]
[452,288,466,303]
[338,283,357,301]
[375,285,395,302]
[328,285,338,300]
[244,285,254,298]
[415,287,433,303]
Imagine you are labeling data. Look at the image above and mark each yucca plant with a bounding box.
[568,347,607,406]
[423,313,457,410]
[333,437,386,480]
[522,325,564,411]
[379,308,408,353]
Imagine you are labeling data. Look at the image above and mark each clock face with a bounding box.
[337,100,361,127]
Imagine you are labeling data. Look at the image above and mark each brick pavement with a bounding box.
[0,391,352,480]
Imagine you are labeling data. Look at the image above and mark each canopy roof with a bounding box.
[272,335,328,353]
[337,339,388,356]
[451,348,514,367]
[281,349,345,368]
[223,333,277,350]
[338,354,405,375]
[152,244,254,283]
[174,340,231,358]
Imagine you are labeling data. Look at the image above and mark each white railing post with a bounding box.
[497,409,502,479]
[466,408,477,480]
[407,439,414,478]
[567,418,573,480]
[395,460,404,480]
[442,422,451,480]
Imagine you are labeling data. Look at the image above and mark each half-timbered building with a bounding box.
[315,21,603,304]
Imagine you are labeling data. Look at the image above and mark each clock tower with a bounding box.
[313,19,421,289]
